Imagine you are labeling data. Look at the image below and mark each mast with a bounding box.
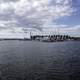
[30,31,31,39]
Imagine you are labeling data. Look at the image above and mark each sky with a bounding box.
[0,0,80,38]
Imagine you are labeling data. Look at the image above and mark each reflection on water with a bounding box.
[0,41,80,80]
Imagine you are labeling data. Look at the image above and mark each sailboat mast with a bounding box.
[30,31,31,39]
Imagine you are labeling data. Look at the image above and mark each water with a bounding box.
[0,41,80,80]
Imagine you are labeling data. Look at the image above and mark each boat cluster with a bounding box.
[31,35,73,42]
[0,35,79,42]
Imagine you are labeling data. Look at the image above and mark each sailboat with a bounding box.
[24,31,31,40]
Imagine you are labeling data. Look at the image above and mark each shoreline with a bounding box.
[0,39,80,42]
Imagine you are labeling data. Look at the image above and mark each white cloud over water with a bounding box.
[0,0,79,37]
[14,0,73,18]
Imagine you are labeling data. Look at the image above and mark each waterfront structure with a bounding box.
[31,35,71,42]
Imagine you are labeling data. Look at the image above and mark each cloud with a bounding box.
[0,2,14,14]
[42,24,80,37]
[14,0,74,28]
[14,0,73,17]
[15,0,74,31]
[0,0,78,37]
[0,0,74,28]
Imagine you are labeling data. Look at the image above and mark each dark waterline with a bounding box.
[0,41,80,80]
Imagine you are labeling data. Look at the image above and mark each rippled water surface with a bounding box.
[0,41,80,80]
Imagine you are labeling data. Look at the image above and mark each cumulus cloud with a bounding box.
[0,0,74,27]
[14,0,73,17]
[0,0,78,37]
[14,0,74,29]
[42,24,80,37]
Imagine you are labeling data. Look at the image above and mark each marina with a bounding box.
[0,0,80,80]
[0,34,80,42]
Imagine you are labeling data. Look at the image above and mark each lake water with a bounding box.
[0,41,80,80]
